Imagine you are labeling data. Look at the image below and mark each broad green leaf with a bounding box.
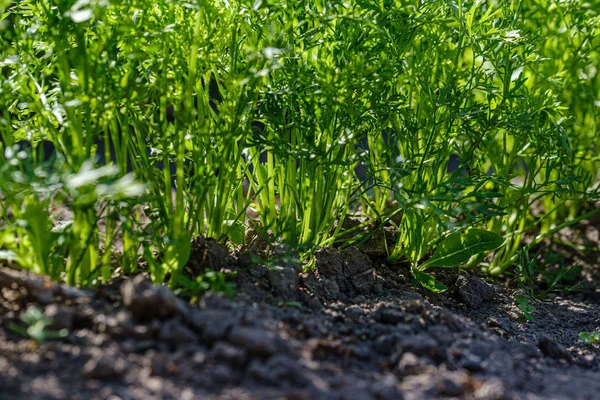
[224,219,245,245]
[163,231,193,287]
[413,270,447,293]
[515,294,528,307]
[421,229,504,269]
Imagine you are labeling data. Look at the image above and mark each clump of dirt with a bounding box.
[188,237,236,275]
[302,246,378,302]
[1,228,599,400]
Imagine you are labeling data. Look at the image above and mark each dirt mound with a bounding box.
[0,246,599,399]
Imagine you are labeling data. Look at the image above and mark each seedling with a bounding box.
[578,331,600,346]
[400,221,505,292]
[174,270,236,301]
[7,306,68,344]
[516,246,584,298]
[515,295,536,321]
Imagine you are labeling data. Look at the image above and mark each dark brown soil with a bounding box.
[1,229,599,400]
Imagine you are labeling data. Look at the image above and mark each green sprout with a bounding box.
[174,270,236,301]
[578,331,600,346]
[515,295,537,321]
[7,306,68,344]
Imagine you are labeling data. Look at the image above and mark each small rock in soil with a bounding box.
[579,353,596,368]
[121,275,187,321]
[83,355,126,381]
[538,335,571,361]
[456,274,494,308]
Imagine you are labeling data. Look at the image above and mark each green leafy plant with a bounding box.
[174,270,236,301]
[578,331,600,346]
[515,294,536,321]
[7,306,68,343]
[0,0,598,294]
[413,229,504,292]
[516,246,584,298]
[0,148,145,285]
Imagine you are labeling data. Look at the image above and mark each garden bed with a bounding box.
[1,1,599,398]
[1,224,598,400]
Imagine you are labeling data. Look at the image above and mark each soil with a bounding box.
[1,225,599,400]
